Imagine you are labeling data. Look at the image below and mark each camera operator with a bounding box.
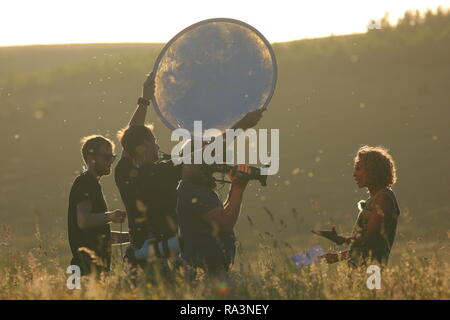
[176,163,252,278]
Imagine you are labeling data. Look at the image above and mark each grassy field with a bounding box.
[0,9,449,299]
[0,222,448,299]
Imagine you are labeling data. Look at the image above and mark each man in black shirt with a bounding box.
[115,127,182,250]
[177,164,251,277]
[115,74,182,268]
[68,135,128,275]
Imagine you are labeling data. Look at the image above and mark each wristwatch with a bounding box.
[137,97,150,106]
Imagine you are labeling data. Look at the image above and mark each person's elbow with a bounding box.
[77,212,89,230]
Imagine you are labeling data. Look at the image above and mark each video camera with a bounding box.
[159,152,268,186]
[206,163,268,186]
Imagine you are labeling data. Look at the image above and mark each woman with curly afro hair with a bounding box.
[313,145,400,268]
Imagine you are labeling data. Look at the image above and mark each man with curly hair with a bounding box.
[313,145,400,267]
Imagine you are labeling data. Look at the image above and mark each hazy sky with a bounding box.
[1,0,449,46]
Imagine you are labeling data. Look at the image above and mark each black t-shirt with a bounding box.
[176,180,236,273]
[115,157,182,248]
[68,171,111,270]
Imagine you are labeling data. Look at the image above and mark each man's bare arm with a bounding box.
[120,73,155,158]
[128,103,148,127]
[128,72,155,127]
[216,109,265,159]
[203,166,250,232]
[202,190,243,233]
[76,200,126,230]
[230,108,265,131]
[205,186,245,231]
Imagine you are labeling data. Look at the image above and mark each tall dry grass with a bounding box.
[0,222,448,300]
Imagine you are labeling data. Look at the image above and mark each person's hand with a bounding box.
[311,227,348,245]
[108,209,127,223]
[230,164,251,189]
[233,108,265,130]
[319,252,339,264]
[142,72,155,101]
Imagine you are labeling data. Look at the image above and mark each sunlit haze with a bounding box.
[1,0,450,46]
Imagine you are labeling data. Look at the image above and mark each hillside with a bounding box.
[0,9,449,264]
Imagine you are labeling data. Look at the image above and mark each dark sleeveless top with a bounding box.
[348,188,400,267]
